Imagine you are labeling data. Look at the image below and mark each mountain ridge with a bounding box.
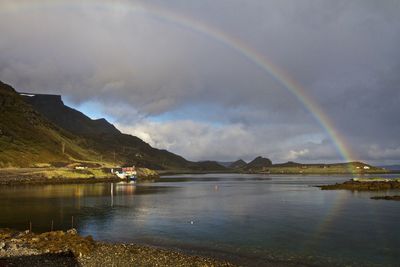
[11,83,225,171]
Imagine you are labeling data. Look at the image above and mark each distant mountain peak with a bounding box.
[243,156,272,170]
[229,159,247,169]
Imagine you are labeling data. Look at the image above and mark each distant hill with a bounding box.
[187,161,227,171]
[217,161,234,168]
[273,161,303,167]
[229,159,247,169]
[243,156,272,171]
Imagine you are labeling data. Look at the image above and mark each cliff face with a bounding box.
[23,94,120,136]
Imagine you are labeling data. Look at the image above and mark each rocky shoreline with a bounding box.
[370,195,400,201]
[318,179,400,191]
[0,229,234,267]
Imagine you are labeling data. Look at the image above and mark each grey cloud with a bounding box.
[0,0,399,164]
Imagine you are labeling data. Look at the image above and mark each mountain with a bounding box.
[187,161,227,171]
[0,81,199,169]
[23,93,120,136]
[18,91,193,169]
[217,161,235,168]
[229,159,247,169]
[243,156,272,171]
[0,81,194,169]
[0,81,99,167]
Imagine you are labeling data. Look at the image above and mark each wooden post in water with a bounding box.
[51,220,54,232]
[71,216,74,229]
[29,221,32,232]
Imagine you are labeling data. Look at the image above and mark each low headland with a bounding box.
[0,228,234,267]
[318,177,400,201]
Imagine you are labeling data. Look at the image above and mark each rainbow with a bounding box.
[0,0,358,164]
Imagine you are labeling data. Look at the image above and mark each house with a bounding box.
[75,166,87,170]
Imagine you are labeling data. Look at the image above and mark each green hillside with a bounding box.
[0,81,100,167]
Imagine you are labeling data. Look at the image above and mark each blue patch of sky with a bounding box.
[63,98,117,123]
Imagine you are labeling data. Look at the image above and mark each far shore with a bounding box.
[0,167,395,186]
[158,169,393,176]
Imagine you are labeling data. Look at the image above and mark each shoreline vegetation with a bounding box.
[0,228,234,267]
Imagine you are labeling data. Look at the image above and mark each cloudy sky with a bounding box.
[1,0,399,164]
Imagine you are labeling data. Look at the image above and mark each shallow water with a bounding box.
[0,174,399,266]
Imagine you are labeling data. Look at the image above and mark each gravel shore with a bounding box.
[0,229,235,267]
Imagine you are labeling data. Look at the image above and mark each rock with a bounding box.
[9,243,18,250]
[0,242,5,249]
[67,229,78,235]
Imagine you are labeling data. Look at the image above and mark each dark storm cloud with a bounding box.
[0,0,399,164]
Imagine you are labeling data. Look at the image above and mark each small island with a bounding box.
[370,195,400,201]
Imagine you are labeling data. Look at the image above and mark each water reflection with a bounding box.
[0,182,176,233]
[0,174,399,266]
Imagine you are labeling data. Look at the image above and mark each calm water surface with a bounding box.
[0,174,399,266]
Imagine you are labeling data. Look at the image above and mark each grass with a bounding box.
[34,168,112,179]
[352,177,400,182]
